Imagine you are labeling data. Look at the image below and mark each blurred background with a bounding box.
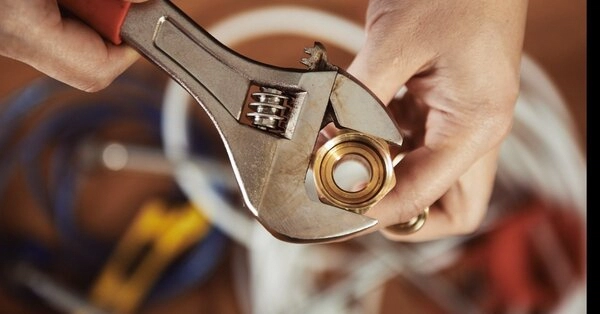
[0,0,586,313]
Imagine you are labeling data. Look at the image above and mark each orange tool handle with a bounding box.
[57,0,132,45]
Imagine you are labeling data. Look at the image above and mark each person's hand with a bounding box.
[348,0,528,241]
[0,0,146,92]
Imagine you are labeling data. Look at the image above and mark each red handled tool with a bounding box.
[57,0,403,243]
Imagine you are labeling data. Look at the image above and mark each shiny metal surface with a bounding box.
[384,207,429,235]
[119,0,403,242]
[311,130,395,214]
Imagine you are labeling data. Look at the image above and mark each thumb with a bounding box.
[346,13,435,105]
[344,13,462,229]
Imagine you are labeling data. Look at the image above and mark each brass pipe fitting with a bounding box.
[311,130,395,214]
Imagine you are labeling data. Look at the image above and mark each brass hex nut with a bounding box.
[311,130,396,214]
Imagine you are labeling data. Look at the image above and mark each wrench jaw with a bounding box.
[228,71,380,243]
[255,199,379,243]
[294,72,403,233]
[329,73,403,147]
[237,70,403,243]
[223,69,403,242]
[300,43,403,147]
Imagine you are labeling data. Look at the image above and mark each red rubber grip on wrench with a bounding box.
[57,0,132,45]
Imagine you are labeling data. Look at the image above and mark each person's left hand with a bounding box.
[0,0,147,92]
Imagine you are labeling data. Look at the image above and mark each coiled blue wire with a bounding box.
[0,71,230,304]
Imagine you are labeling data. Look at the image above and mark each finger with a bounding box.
[387,93,428,153]
[21,10,140,91]
[377,146,500,242]
[346,9,437,104]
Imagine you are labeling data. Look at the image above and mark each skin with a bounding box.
[0,0,146,92]
[0,0,528,242]
[352,0,529,241]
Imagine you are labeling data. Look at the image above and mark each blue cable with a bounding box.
[0,79,70,194]
[1,73,232,304]
[0,75,163,194]
[19,101,163,273]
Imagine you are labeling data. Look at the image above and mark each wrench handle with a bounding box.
[57,0,132,45]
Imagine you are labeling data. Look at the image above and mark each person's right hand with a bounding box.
[344,0,528,241]
[0,0,146,92]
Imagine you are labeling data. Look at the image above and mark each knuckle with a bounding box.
[77,70,115,93]
[451,205,486,235]
[391,202,428,224]
[80,79,111,93]
[492,74,521,111]
[69,53,124,92]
